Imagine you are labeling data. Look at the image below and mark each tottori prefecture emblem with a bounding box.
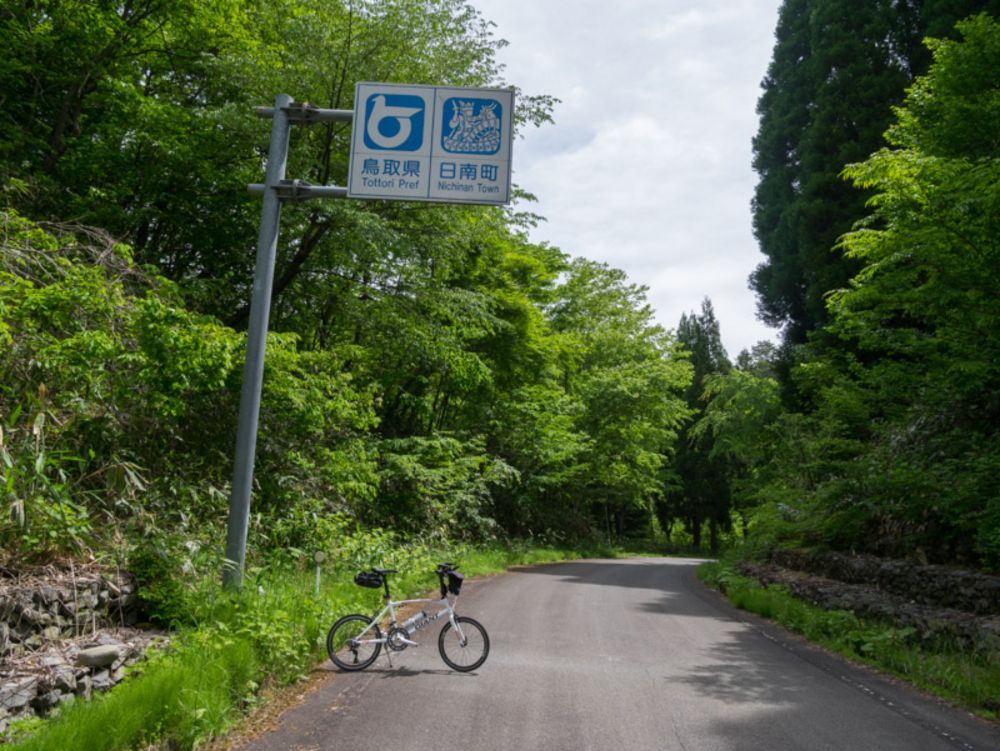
[363,93,426,151]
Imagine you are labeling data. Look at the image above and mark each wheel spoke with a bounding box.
[327,615,382,671]
[438,616,489,672]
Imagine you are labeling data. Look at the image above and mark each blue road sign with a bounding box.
[348,83,514,205]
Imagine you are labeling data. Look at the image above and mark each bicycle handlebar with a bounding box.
[367,565,455,577]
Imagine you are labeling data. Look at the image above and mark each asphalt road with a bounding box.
[241,558,1000,751]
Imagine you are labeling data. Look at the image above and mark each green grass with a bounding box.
[698,560,1000,720]
[7,539,660,751]
[9,639,261,751]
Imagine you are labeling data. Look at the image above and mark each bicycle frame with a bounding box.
[357,593,469,654]
[327,566,488,673]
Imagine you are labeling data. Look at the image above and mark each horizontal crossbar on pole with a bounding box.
[254,102,354,123]
[247,180,348,200]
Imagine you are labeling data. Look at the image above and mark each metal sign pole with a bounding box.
[223,93,293,590]
[222,85,508,589]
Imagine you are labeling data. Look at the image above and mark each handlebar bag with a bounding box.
[447,571,464,595]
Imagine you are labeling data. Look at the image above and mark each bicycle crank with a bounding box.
[386,626,417,651]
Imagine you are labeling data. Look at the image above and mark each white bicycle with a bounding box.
[326,563,490,672]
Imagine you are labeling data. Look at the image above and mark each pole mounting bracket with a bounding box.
[255,102,353,124]
[247,179,348,201]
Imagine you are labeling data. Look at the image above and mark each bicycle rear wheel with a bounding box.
[438,616,489,672]
[327,614,382,671]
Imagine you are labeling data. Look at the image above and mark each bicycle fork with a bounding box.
[450,615,469,647]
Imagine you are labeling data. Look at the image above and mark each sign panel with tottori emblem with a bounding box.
[347,83,514,205]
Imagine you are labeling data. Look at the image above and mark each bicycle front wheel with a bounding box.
[438,616,489,672]
[327,614,382,671]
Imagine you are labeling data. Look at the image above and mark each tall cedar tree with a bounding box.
[664,299,731,553]
[750,0,1000,350]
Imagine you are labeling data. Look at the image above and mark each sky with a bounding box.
[468,0,782,357]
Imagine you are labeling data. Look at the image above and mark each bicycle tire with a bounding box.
[327,614,382,671]
[438,616,489,672]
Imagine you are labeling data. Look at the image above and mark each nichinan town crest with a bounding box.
[441,98,503,154]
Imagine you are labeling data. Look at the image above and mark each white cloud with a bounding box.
[644,9,710,39]
[471,0,781,355]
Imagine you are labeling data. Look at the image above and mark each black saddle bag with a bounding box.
[354,571,382,589]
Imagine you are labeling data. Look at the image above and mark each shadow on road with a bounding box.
[376,667,481,679]
[514,558,727,620]
[663,629,809,705]
[513,558,706,586]
[659,625,973,751]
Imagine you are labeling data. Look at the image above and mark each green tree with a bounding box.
[549,260,692,541]
[828,13,1000,566]
[3,0,704,555]
[0,0,552,325]
[0,211,382,559]
[693,361,783,532]
[661,299,731,553]
[727,15,1000,567]
[750,0,1000,350]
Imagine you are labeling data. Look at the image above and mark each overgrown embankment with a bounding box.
[739,550,1000,649]
[700,552,1000,720]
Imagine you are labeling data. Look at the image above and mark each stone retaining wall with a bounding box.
[769,549,1000,617]
[0,569,163,735]
[732,550,1000,654]
[737,561,1000,651]
[1,630,165,734]
[1,571,140,660]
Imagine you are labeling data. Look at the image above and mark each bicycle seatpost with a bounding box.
[372,568,395,599]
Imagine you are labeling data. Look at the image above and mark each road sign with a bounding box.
[348,83,514,205]
[231,89,515,587]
